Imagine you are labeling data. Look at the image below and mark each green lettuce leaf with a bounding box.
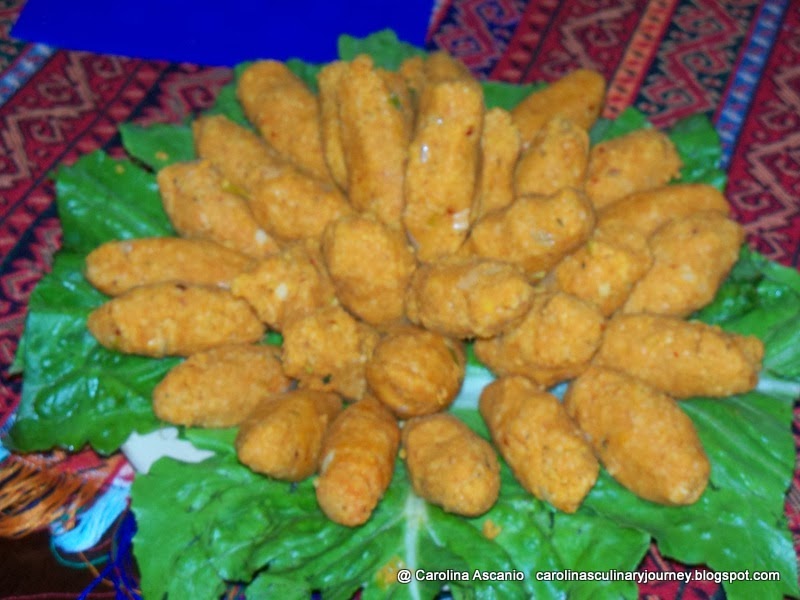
[6,152,179,454]
[6,252,179,454]
[584,393,797,600]
[482,81,541,111]
[694,246,800,382]
[668,113,727,189]
[202,62,251,128]
[132,427,649,600]
[337,29,427,71]
[132,328,799,600]
[588,107,650,144]
[55,152,173,254]
[118,122,195,171]
[286,59,324,94]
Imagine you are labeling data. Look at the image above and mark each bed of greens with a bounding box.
[6,31,800,600]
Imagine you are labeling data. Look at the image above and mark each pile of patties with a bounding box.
[83,51,763,526]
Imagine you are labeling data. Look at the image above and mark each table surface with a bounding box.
[0,0,798,598]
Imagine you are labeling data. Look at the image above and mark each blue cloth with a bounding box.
[11,0,434,66]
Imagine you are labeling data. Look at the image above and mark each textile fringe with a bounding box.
[52,478,131,552]
[0,453,105,538]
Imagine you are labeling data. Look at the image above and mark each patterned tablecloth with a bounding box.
[0,0,798,598]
